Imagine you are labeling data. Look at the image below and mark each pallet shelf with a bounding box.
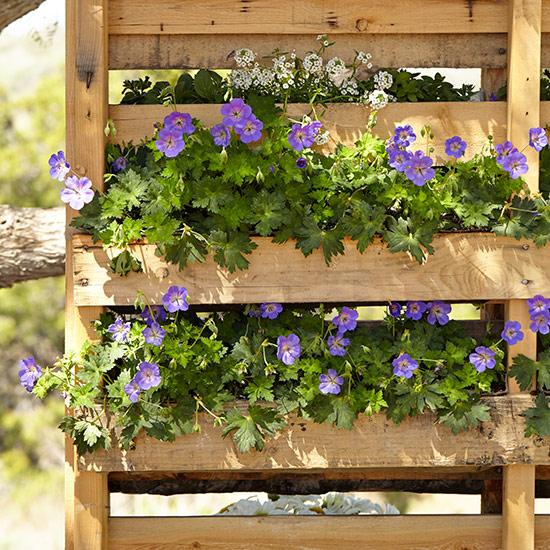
[65,0,549,548]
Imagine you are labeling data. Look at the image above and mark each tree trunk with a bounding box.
[0,0,47,30]
[0,205,65,288]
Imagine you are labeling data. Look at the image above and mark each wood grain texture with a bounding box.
[108,33,510,69]
[72,234,550,307]
[79,395,550,472]
[107,515,550,550]
[109,102,506,163]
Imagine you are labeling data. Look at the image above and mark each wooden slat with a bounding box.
[109,102,506,163]
[72,234,550,307]
[79,395,550,472]
[109,33,510,69]
[108,515,503,550]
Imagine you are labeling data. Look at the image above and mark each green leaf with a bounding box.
[509,354,538,392]
[439,403,491,434]
[210,230,258,272]
[327,398,355,429]
[523,393,550,437]
[295,217,344,265]
[384,218,436,263]
[193,69,225,102]
[109,250,143,276]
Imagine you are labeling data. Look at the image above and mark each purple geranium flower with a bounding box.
[142,322,166,346]
[107,317,131,343]
[246,305,261,318]
[296,157,307,169]
[211,123,231,147]
[277,334,301,365]
[124,379,141,403]
[260,303,283,320]
[426,301,451,326]
[60,175,95,210]
[529,127,548,152]
[220,98,253,127]
[332,306,358,332]
[393,125,416,148]
[162,285,189,313]
[501,150,528,179]
[49,151,71,181]
[530,312,550,335]
[235,115,263,143]
[18,356,42,392]
[388,302,402,318]
[445,136,467,159]
[392,353,418,379]
[469,346,496,373]
[141,305,167,326]
[319,368,344,395]
[327,332,351,357]
[495,141,515,164]
[112,156,127,173]
[388,148,412,173]
[405,301,427,321]
[527,294,550,316]
[501,320,524,345]
[385,136,400,154]
[288,122,321,152]
[135,361,162,390]
[164,112,195,135]
[155,127,185,158]
[404,151,435,186]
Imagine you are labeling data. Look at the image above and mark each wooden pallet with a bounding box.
[65,0,548,548]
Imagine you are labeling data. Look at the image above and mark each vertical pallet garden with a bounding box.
[64,0,550,548]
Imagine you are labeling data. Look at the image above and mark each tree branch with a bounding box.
[0,0,47,31]
[0,205,65,288]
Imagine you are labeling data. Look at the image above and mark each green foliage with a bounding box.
[31,303,512,454]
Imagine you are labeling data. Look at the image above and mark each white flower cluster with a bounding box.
[234,48,256,68]
[373,70,393,91]
[218,492,400,516]
[356,50,373,69]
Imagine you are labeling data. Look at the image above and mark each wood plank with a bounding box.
[109,33,510,69]
[108,0,514,35]
[72,234,550,307]
[108,515,503,550]
[79,395,550,473]
[109,102,506,163]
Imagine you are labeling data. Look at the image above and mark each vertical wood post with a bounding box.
[503,1,541,548]
[66,0,109,548]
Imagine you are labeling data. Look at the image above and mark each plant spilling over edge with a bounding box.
[20,292,550,455]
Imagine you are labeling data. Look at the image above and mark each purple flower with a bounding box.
[211,123,231,147]
[60,175,95,210]
[501,320,524,345]
[405,301,427,321]
[107,317,131,343]
[469,346,496,373]
[141,305,167,326]
[162,285,189,313]
[385,136,399,154]
[235,115,263,143]
[327,332,351,357]
[135,361,162,390]
[527,295,550,316]
[142,322,166,346]
[389,149,411,173]
[164,111,195,135]
[319,368,344,395]
[332,307,358,332]
[49,151,70,181]
[260,303,283,320]
[445,136,467,159]
[393,125,416,148]
[277,334,301,365]
[112,156,127,173]
[124,379,141,403]
[530,312,550,335]
[246,305,261,318]
[495,141,515,163]
[288,122,321,152]
[388,302,402,318]
[220,99,253,127]
[296,157,307,169]
[18,356,42,392]
[404,151,435,186]
[529,127,548,152]
[155,127,185,158]
[501,150,528,179]
[426,301,451,326]
[392,353,418,379]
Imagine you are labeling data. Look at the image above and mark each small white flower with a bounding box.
[234,48,256,67]
[367,89,390,110]
[303,53,323,75]
[315,130,330,145]
[373,70,393,91]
